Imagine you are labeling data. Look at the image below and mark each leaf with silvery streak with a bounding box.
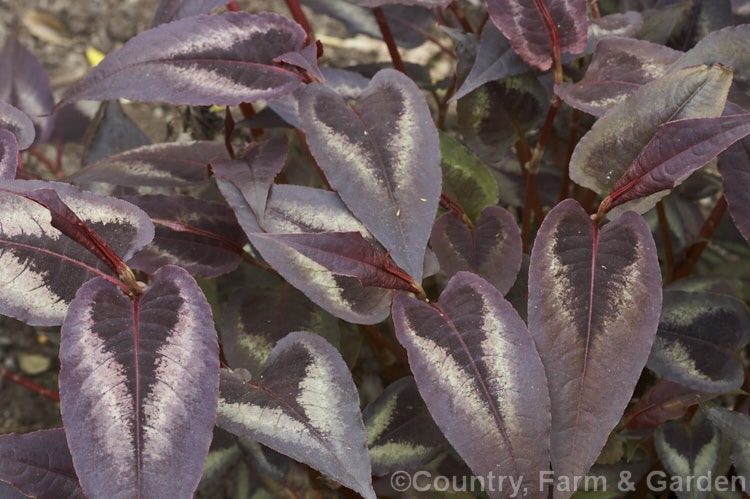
[0,129,18,180]
[59,265,219,498]
[0,101,34,150]
[217,331,376,499]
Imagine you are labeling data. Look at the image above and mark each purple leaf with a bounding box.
[528,199,662,498]
[0,180,153,325]
[603,113,750,214]
[393,272,551,499]
[451,22,530,103]
[0,35,54,145]
[430,206,522,295]
[705,407,750,490]
[60,265,219,498]
[222,283,339,378]
[625,379,714,430]
[669,24,750,84]
[655,419,721,494]
[719,102,750,245]
[363,376,447,476]
[150,0,228,27]
[0,429,83,499]
[82,100,151,165]
[345,0,449,6]
[211,136,288,223]
[647,290,750,392]
[124,194,248,278]
[555,37,682,117]
[55,13,307,109]
[250,231,422,294]
[580,11,643,54]
[217,331,376,499]
[274,43,326,84]
[0,101,34,150]
[299,69,441,280]
[486,0,588,71]
[570,64,732,198]
[69,141,227,187]
[0,129,18,180]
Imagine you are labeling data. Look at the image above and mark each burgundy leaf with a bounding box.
[430,206,522,295]
[625,379,715,430]
[150,0,228,27]
[603,114,750,214]
[124,195,248,278]
[82,100,151,165]
[0,35,54,145]
[719,102,750,245]
[55,13,307,109]
[274,43,326,84]
[0,129,18,180]
[60,265,219,498]
[221,282,339,378]
[250,231,422,294]
[217,182,393,324]
[217,332,376,499]
[69,141,227,187]
[486,0,588,71]
[528,199,662,498]
[555,37,682,117]
[211,136,288,223]
[0,101,34,150]
[0,429,83,499]
[393,272,551,499]
[299,69,441,280]
[0,180,153,325]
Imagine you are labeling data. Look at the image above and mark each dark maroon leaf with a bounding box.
[150,0,227,27]
[0,101,34,150]
[655,418,721,495]
[669,24,750,84]
[430,206,522,295]
[626,379,715,430]
[451,22,529,102]
[69,141,227,187]
[363,376,447,476]
[0,429,83,499]
[486,0,588,71]
[0,129,18,180]
[221,282,339,378]
[211,136,288,223]
[299,69,441,280]
[570,64,732,198]
[217,332,376,499]
[56,13,307,109]
[0,35,54,145]
[719,103,750,245]
[0,180,153,325]
[528,199,662,495]
[393,272,551,499]
[217,183,394,324]
[50,104,92,144]
[274,43,326,84]
[603,114,750,214]
[124,194,247,278]
[82,100,151,165]
[555,37,682,117]
[60,265,219,498]
[647,290,750,392]
[250,231,422,294]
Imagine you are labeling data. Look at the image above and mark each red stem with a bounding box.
[671,196,728,281]
[285,0,315,42]
[225,0,240,11]
[0,366,60,402]
[448,1,474,33]
[26,148,62,178]
[373,7,407,74]
[590,0,601,19]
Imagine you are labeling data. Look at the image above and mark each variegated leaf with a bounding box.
[56,13,307,109]
[528,199,662,499]
[217,331,376,499]
[69,141,227,187]
[393,272,551,499]
[0,129,18,180]
[430,206,522,295]
[647,290,750,392]
[59,265,219,498]
[363,376,447,476]
[0,180,153,325]
[299,69,441,280]
[719,102,750,246]
[124,194,248,278]
[655,418,721,499]
[0,429,83,499]
[222,282,339,379]
[669,25,750,84]
[570,64,732,198]
[0,101,34,150]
